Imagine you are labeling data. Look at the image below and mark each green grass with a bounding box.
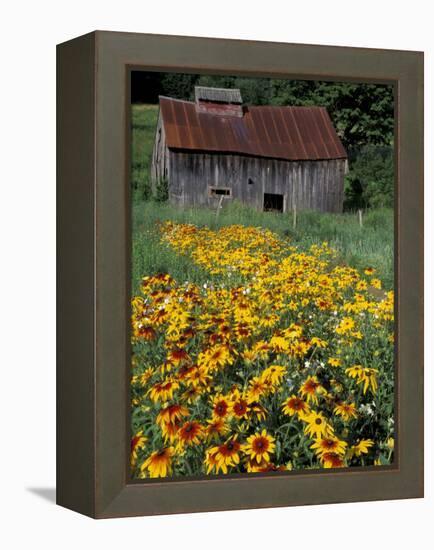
[131,200,393,295]
[131,104,159,200]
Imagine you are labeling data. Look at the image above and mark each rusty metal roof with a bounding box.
[159,96,347,162]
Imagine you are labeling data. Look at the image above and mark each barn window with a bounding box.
[209,187,232,197]
[264,193,284,212]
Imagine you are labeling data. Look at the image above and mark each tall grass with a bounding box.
[131,200,393,295]
[131,104,159,200]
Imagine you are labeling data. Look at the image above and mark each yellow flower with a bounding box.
[148,379,179,403]
[247,376,269,402]
[333,402,357,421]
[141,447,175,478]
[311,435,347,459]
[350,439,374,457]
[299,376,323,405]
[207,438,242,474]
[205,418,229,441]
[130,430,147,466]
[243,430,276,464]
[302,410,334,439]
[156,404,190,428]
[321,452,345,468]
[345,365,378,394]
[260,365,286,386]
[328,357,342,367]
[282,395,309,417]
[336,317,355,335]
[269,335,289,353]
[370,278,382,289]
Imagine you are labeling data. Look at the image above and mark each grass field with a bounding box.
[132,200,393,295]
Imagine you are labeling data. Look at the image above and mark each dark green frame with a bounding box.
[57,31,424,518]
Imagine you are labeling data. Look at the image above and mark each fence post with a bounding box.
[358,209,363,228]
[215,195,224,221]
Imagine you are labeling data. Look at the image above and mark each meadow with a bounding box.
[130,104,394,479]
[132,200,393,295]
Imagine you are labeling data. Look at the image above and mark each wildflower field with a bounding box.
[130,207,395,478]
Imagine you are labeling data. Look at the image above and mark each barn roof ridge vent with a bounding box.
[195,86,243,105]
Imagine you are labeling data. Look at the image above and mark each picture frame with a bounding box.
[57,30,424,518]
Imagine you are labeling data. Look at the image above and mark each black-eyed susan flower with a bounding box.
[204,446,219,474]
[137,325,157,341]
[141,447,175,478]
[349,439,374,457]
[247,401,267,422]
[269,335,289,353]
[230,391,249,420]
[243,430,275,464]
[311,435,347,459]
[247,376,269,402]
[198,344,233,371]
[130,430,147,466]
[177,421,204,447]
[184,366,212,388]
[282,395,309,417]
[168,348,190,365]
[336,317,355,335]
[208,438,242,474]
[299,376,323,405]
[261,365,286,386]
[321,452,345,468]
[333,402,357,421]
[345,365,378,394]
[302,410,333,439]
[205,418,229,441]
[211,394,231,420]
[148,379,179,403]
[156,404,190,428]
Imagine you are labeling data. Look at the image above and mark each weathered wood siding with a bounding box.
[150,113,169,194]
[167,150,345,213]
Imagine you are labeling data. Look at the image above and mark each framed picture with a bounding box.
[57,31,423,518]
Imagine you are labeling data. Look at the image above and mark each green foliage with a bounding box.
[131,104,159,201]
[155,176,169,202]
[160,73,199,100]
[345,146,394,210]
[271,81,394,150]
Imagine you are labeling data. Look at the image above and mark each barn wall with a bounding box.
[150,113,169,194]
[168,151,345,213]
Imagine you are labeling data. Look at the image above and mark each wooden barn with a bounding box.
[151,86,348,213]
